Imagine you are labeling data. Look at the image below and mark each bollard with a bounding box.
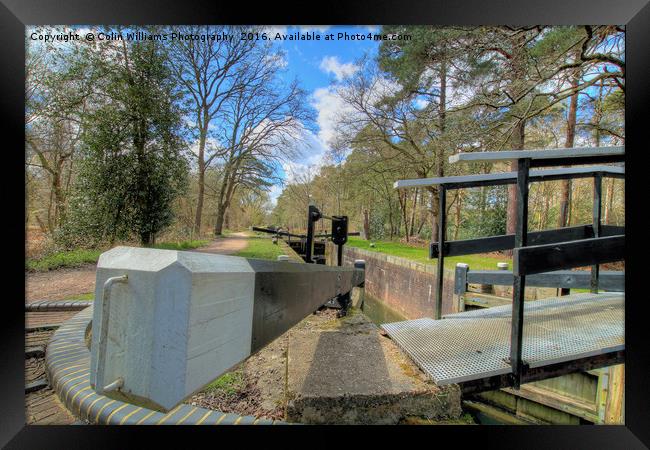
[494,262,509,298]
[454,263,469,313]
[353,259,366,310]
[277,255,289,261]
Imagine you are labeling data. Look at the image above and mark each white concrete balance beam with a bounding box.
[89,246,365,412]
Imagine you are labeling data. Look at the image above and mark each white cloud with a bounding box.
[365,25,380,33]
[311,86,355,146]
[319,56,359,82]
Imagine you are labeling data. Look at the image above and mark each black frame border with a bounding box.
[2,0,648,447]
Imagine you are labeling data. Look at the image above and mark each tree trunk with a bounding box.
[193,122,208,236]
[604,178,615,224]
[409,188,418,236]
[506,119,526,235]
[429,187,439,243]
[214,203,227,236]
[214,161,232,236]
[558,68,580,228]
[363,208,371,240]
[398,191,409,242]
[454,191,462,240]
[505,32,529,238]
[430,56,447,245]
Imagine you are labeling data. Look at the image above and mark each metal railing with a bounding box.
[395,146,625,389]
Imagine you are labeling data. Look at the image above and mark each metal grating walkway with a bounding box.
[381,293,624,386]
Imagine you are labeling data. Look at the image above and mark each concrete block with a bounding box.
[90,246,364,412]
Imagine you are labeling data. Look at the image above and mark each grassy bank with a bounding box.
[26,239,210,272]
[346,236,511,271]
[233,235,286,260]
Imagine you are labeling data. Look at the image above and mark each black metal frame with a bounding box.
[396,147,625,389]
[252,206,360,315]
[252,206,358,266]
[453,266,625,295]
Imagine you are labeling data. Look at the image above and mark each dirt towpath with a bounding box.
[191,232,249,255]
[25,233,251,301]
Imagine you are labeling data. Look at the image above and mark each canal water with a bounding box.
[359,292,407,325]
[359,292,507,425]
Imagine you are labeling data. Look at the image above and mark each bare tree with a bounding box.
[211,43,312,235]
[167,25,256,235]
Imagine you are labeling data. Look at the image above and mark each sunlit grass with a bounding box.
[204,369,245,395]
[233,235,286,260]
[26,240,210,271]
[26,249,103,272]
[346,236,511,271]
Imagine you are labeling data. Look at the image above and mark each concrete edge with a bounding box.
[45,306,286,425]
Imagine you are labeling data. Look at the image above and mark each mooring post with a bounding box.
[453,263,469,313]
[591,173,603,293]
[510,157,530,389]
[435,185,447,320]
[354,259,366,310]
[496,262,508,298]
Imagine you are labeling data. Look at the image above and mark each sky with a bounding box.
[260,25,382,204]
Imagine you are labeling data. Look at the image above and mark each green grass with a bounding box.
[233,235,286,260]
[204,370,245,395]
[26,249,103,272]
[151,240,209,251]
[346,236,511,271]
[26,240,209,272]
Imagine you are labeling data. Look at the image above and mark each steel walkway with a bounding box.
[381,293,624,392]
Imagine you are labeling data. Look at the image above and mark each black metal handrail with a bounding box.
[395,146,625,389]
[453,267,625,294]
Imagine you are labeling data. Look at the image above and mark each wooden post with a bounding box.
[510,157,530,389]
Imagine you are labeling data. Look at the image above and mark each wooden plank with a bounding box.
[466,270,624,291]
[395,165,624,190]
[513,235,625,276]
[462,400,537,424]
[502,383,599,423]
[605,364,625,424]
[449,146,624,164]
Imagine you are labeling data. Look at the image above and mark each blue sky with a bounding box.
[262,25,383,203]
